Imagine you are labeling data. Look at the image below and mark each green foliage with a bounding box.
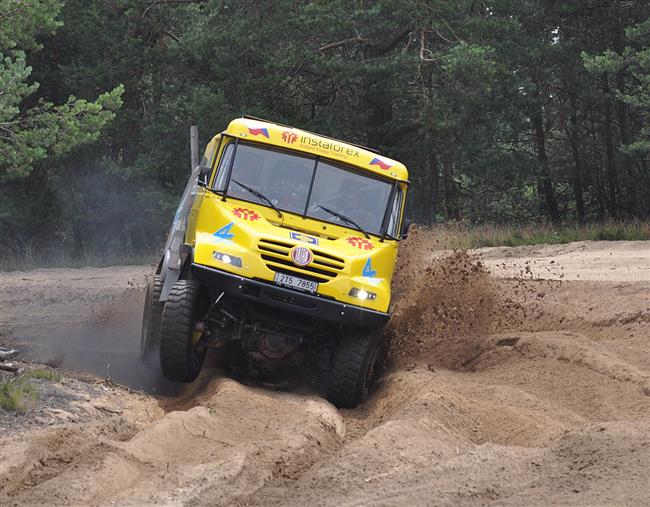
[26,368,62,382]
[0,0,123,181]
[584,17,650,160]
[0,376,38,413]
[0,0,649,265]
[1,86,124,180]
[0,0,62,51]
[0,368,63,413]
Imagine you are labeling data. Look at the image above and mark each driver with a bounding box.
[268,160,311,212]
[327,182,377,232]
[229,149,263,200]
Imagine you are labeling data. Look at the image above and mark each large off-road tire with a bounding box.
[159,280,207,382]
[140,274,164,364]
[326,327,386,408]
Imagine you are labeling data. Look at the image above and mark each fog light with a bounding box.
[349,287,376,300]
[212,251,242,267]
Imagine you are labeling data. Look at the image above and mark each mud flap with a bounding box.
[158,163,202,302]
[160,267,180,302]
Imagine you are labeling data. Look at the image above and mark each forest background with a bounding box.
[1,0,648,264]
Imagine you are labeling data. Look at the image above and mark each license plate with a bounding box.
[273,272,318,294]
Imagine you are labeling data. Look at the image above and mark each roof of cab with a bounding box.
[221,117,408,181]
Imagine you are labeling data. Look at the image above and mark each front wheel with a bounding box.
[326,327,386,408]
[140,274,164,365]
[159,280,208,382]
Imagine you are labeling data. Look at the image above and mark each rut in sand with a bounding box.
[1,235,649,505]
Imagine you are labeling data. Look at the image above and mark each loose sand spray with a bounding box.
[387,226,497,370]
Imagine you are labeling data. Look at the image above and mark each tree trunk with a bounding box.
[365,95,393,148]
[612,0,636,216]
[363,24,412,149]
[428,153,439,224]
[532,109,560,224]
[602,74,618,218]
[443,159,459,220]
[616,76,636,216]
[568,94,586,222]
[588,108,606,221]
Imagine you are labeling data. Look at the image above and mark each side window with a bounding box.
[200,139,218,167]
[212,143,235,191]
[387,186,404,238]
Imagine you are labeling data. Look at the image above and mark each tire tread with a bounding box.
[160,280,205,382]
[141,274,164,360]
[327,329,381,408]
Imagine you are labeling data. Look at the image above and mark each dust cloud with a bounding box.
[49,289,183,395]
[387,226,497,369]
[0,267,182,395]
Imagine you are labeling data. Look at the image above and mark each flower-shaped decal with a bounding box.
[232,207,261,221]
[346,236,374,250]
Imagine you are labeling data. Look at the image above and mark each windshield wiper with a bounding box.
[315,204,370,239]
[232,179,283,218]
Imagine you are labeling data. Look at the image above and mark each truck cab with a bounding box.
[141,117,409,407]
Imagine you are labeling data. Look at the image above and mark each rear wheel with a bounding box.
[326,327,385,408]
[140,274,164,364]
[159,280,208,382]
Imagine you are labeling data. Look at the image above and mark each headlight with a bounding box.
[213,251,242,267]
[349,287,376,300]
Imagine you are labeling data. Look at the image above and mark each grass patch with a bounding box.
[1,222,648,270]
[0,376,38,414]
[0,368,62,414]
[0,249,157,272]
[26,368,62,382]
[420,220,650,251]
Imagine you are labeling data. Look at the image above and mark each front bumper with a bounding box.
[191,263,390,328]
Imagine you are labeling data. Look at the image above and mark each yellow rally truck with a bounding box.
[141,117,409,407]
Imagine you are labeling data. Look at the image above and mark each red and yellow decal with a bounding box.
[233,207,261,221]
[281,130,298,144]
[347,236,374,251]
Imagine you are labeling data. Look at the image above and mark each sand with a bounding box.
[1,236,648,505]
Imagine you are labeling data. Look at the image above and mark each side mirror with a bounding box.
[400,219,413,240]
[197,165,211,187]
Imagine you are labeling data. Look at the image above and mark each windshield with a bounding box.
[214,142,399,237]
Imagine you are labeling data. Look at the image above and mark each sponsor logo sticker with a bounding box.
[362,258,377,278]
[281,130,298,144]
[290,246,314,266]
[232,207,261,221]
[290,231,319,245]
[298,134,360,159]
[347,236,374,251]
[213,222,235,242]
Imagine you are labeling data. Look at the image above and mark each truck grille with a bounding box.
[258,238,345,283]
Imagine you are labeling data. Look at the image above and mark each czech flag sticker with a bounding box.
[369,157,393,171]
[248,127,270,138]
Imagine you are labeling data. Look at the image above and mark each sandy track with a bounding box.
[1,239,649,505]
[478,240,649,282]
